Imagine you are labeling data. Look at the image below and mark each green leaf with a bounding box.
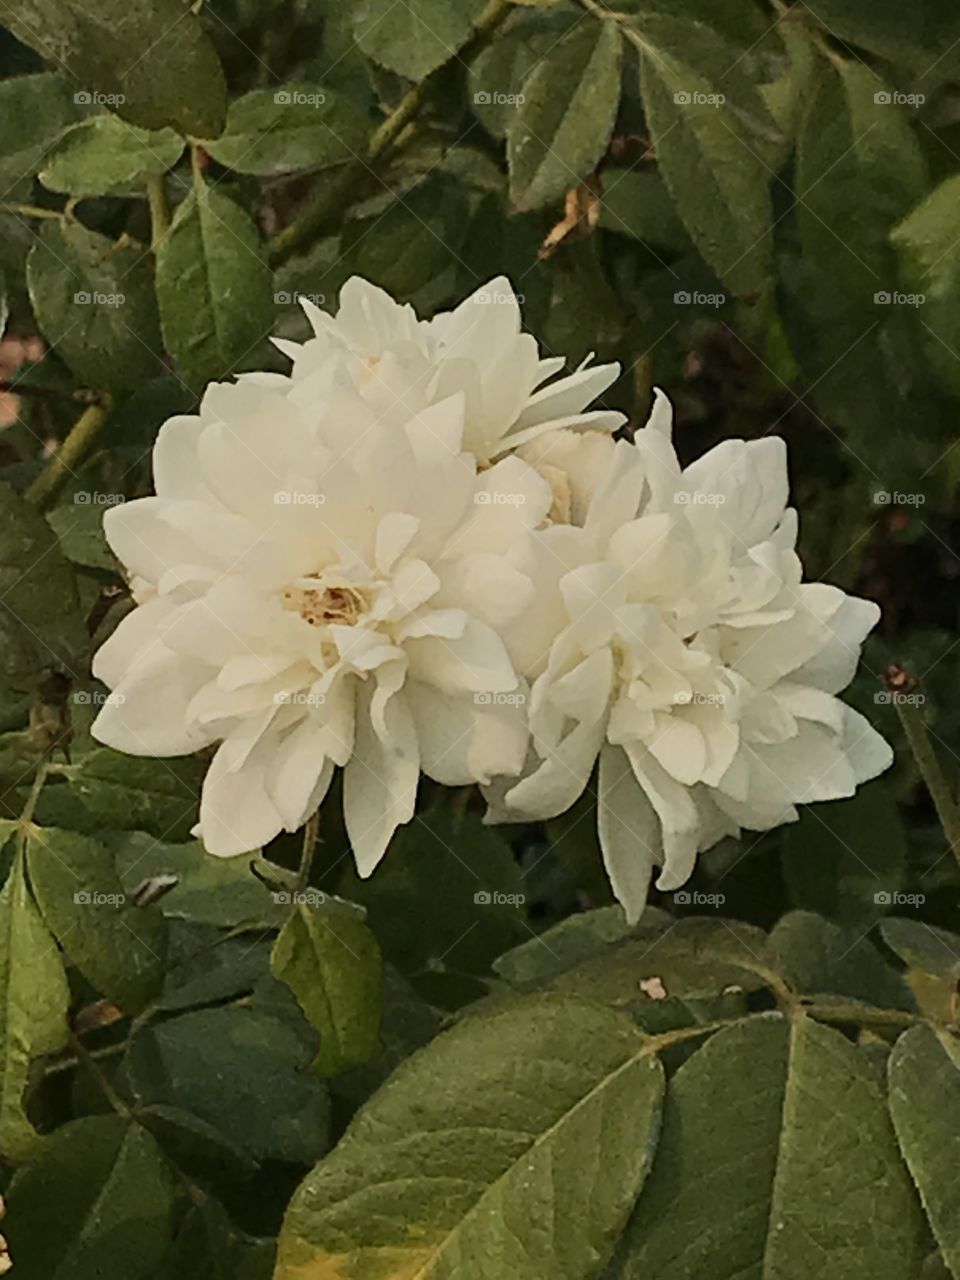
[354,0,486,82]
[795,56,927,325]
[0,480,87,695]
[4,0,226,136]
[598,166,692,253]
[620,1013,925,1278]
[880,917,960,983]
[112,832,286,929]
[46,501,117,571]
[768,910,915,1010]
[26,827,167,1013]
[892,175,960,396]
[781,784,908,927]
[0,73,82,199]
[889,1026,960,1280]
[276,996,664,1280]
[271,903,383,1076]
[39,748,203,842]
[155,182,273,388]
[203,83,368,175]
[801,1,960,84]
[508,21,621,211]
[27,219,164,392]
[468,13,578,141]
[635,14,774,294]
[493,905,670,986]
[39,115,184,195]
[4,1115,179,1280]
[125,1004,330,1164]
[0,849,70,1162]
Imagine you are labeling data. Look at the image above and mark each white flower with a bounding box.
[91,373,549,872]
[272,276,625,465]
[488,391,893,922]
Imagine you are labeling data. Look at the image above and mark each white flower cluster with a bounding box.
[92,277,891,920]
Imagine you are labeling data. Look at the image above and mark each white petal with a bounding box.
[198,734,284,855]
[343,683,419,877]
[92,648,215,756]
[597,744,658,924]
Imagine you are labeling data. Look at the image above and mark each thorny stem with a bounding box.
[24,398,111,509]
[269,0,514,265]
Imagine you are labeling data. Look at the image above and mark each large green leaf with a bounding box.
[40,749,204,841]
[802,0,960,84]
[112,831,286,929]
[4,1115,179,1279]
[155,182,273,388]
[26,827,167,1013]
[0,73,81,199]
[27,219,164,392]
[0,848,70,1162]
[271,903,383,1076]
[39,115,185,195]
[889,1026,960,1280]
[508,20,621,211]
[768,911,915,1011]
[125,1004,330,1164]
[4,0,226,136]
[0,480,87,695]
[276,996,664,1280]
[795,56,927,327]
[881,918,960,983]
[203,83,368,175]
[634,12,774,294]
[892,175,960,396]
[620,1013,925,1277]
[354,0,486,82]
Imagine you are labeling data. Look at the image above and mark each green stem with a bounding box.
[45,1039,127,1079]
[145,175,171,250]
[0,202,65,222]
[896,697,960,871]
[269,0,514,266]
[67,1032,130,1116]
[297,811,320,893]
[799,1000,924,1031]
[24,398,111,509]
